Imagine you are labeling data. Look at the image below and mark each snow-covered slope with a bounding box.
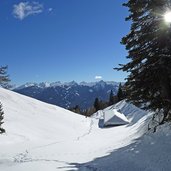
[0,88,89,141]
[0,88,171,171]
[0,88,91,166]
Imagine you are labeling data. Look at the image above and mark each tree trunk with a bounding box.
[160,69,171,124]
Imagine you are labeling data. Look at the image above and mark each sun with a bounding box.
[164,11,171,23]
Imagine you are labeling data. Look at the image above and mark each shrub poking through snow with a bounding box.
[0,102,5,133]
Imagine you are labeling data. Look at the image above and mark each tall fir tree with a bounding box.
[94,97,100,112]
[0,102,5,133]
[116,0,171,123]
[109,90,114,105]
[117,83,124,102]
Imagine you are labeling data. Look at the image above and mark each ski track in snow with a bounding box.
[14,151,67,165]
[12,113,144,169]
[12,117,136,171]
[9,132,30,142]
[12,118,95,166]
[9,115,148,171]
[76,119,94,141]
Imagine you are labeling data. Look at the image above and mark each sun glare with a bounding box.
[164,11,171,23]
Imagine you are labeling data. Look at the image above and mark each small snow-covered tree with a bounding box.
[0,66,10,88]
[0,102,5,133]
[0,66,10,134]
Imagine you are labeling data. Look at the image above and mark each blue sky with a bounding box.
[0,0,130,85]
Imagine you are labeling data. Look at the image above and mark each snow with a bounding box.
[89,89,93,93]
[63,81,78,87]
[103,109,129,126]
[15,80,119,89]
[50,81,62,87]
[0,88,171,171]
[38,82,51,88]
[15,82,38,90]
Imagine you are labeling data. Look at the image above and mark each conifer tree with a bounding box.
[0,66,10,88]
[109,90,114,105]
[0,102,5,133]
[116,0,171,123]
[117,83,124,102]
[0,66,10,133]
[94,97,100,112]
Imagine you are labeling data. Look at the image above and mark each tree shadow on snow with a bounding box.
[64,132,171,171]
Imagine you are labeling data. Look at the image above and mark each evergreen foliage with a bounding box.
[94,97,101,112]
[0,66,10,88]
[109,90,114,105]
[116,0,171,123]
[0,102,5,133]
[74,105,81,114]
[117,83,124,102]
[0,66,10,133]
[69,105,81,114]
[83,107,96,117]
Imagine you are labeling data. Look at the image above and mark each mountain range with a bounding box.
[13,80,120,109]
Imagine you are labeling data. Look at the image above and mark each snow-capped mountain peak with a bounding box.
[63,81,78,86]
[15,80,120,90]
[39,82,51,88]
[14,80,120,109]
